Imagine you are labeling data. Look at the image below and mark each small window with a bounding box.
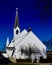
[16,30,18,34]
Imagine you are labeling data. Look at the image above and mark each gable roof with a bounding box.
[8,29,28,47]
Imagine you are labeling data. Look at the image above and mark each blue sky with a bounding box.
[0,0,52,51]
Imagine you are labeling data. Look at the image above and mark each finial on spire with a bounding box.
[16,8,18,11]
[16,8,18,16]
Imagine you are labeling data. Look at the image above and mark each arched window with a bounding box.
[16,30,18,34]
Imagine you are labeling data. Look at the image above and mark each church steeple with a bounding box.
[14,8,20,37]
[14,8,19,29]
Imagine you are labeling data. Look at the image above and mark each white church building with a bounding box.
[2,8,47,63]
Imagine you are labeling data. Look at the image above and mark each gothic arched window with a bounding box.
[16,30,18,34]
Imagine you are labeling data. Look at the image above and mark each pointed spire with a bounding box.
[14,8,19,29]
